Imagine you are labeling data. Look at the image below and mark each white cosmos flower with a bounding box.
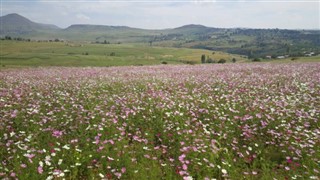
[46,176,53,180]
[62,145,70,150]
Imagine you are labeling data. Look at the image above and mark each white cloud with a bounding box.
[2,1,319,29]
[76,13,90,21]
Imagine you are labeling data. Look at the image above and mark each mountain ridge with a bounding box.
[0,13,60,33]
[1,13,319,59]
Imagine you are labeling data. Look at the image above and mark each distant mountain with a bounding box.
[173,24,210,31]
[60,24,159,42]
[1,13,319,58]
[0,13,60,35]
[65,24,133,31]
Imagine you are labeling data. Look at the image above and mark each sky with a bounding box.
[1,0,319,29]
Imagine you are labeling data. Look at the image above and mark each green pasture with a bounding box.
[0,40,247,67]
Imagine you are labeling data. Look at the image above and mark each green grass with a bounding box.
[0,40,247,67]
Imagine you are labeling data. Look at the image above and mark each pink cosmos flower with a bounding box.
[182,164,188,170]
[10,172,16,177]
[11,110,18,118]
[52,130,63,138]
[121,167,126,173]
[179,154,186,162]
[38,166,43,174]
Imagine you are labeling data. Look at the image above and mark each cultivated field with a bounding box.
[1,63,319,179]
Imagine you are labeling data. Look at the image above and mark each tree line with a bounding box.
[201,54,236,64]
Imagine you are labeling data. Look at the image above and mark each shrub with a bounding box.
[218,59,226,64]
[252,58,261,62]
[184,61,196,65]
[206,58,214,63]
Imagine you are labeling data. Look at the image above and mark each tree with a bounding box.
[201,54,206,63]
[218,59,226,64]
[232,58,236,63]
[5,36,11,40]
[206,58,214,63]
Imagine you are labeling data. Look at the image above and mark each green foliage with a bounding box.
[218,59,226,64]
[5,35,12,40]
[201,54,206,63]
[206,58,214,63]
[252,58,261,62]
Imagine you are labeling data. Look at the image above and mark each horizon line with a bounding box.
[1,13,320,31]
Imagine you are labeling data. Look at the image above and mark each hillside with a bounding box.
[0,13,60,35]
[1,13,319,58]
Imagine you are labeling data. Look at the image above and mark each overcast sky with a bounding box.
[1,0,319,29]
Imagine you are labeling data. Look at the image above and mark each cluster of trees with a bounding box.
[95,40,111,44]
[1,36,67,43]
[94,40,121,45]
[49,39,63,42]
[201,54,236,64]
[1,36,30,42]
[80,52,116,56]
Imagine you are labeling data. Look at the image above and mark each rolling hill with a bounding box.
[1,13,319,58]
[0,13,60,35]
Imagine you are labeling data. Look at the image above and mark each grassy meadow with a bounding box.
[0,40,247,67]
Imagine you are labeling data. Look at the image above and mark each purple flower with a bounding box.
[52,130,63,138]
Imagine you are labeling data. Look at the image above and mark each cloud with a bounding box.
[76,13,90,21]
[1,0,319,29]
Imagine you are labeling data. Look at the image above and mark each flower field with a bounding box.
[0,63,319,179]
